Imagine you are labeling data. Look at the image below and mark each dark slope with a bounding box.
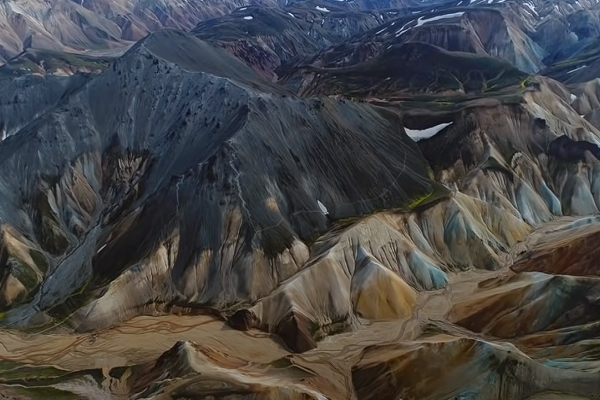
[283,42,528,97]
[0,73,91,139]
[0,29,434,333]
[543,39,600,84]
[192,6,335,79]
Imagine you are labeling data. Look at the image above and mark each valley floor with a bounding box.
[1,216,599,399]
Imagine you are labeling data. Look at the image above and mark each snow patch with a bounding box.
[404,122,453,141]
[567,65,587,74]
[243,16,253,20]
[570,93,577,103]
[316,6,330,12]
[395,12,465,37]
[524,2,538,15]
[317,200,329,215]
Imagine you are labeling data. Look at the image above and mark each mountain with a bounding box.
[4,0,600,399]
[0,0,280,64]
[0,29,434,333]
[191,6,336,80]
[281,41,528,97]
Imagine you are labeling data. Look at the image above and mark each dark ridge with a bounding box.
[547,135,600,162]
[288,42,527,97]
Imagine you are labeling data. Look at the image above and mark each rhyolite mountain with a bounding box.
[0,28,435,330]
[0,0,282,63]
[4,0,600,399]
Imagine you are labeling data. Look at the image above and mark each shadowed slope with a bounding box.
[192,6,335,79]
[284,42,527,97]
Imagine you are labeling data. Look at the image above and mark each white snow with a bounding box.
[404,122,453,141]
[287,12,295,17]
[239,7,247,10]
[421,11,465,23]
[316,6,330,12]
[317,200,329,215]
[571,94,577,103]
[567,65,587,74]
[376,27,386,34]
[524,2,538,15]
[96,244,107,254]
[243,16,253,20]
[396,12,465,37]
